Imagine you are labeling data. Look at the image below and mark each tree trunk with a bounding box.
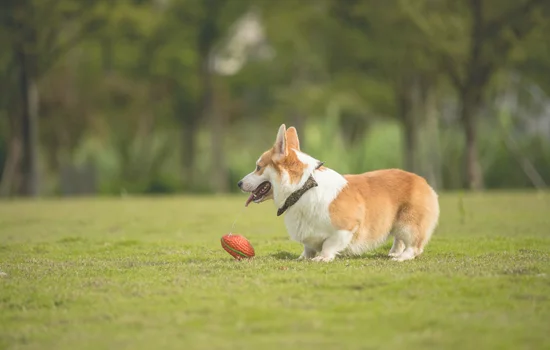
[181,109,197,190]
[209,80,229,193]
[18,49,40,197]
[175,82,198,190]
[210,78,230,193]
[198,48,228,193]
[460,90,483,190]
[0,56,21,197]
[423,85,442,190]
[196,0,227,193]
[0,137,22,197]
[397,83,417,173]
[101,37,113,74]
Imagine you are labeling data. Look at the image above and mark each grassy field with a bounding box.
[1,192,549,350]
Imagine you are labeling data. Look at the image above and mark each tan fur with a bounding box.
[256,128,306,184]
[256,151,273,176]
[329,169,439,257]
[285,127,300,151]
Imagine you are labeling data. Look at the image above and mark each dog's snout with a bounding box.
[237,180,243,189]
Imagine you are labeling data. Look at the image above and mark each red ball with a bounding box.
[221,234,255,260]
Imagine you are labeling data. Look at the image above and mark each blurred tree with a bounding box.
[0,0,104,196]
[261,0,333,146]
[329,0,442,181]
[513,3,550,94]
[120,0,200,190]
[402,0,549,190]
[197,0,227,193]
[1,0,549,196]
[0,41,21,196]
[144,0,257,192]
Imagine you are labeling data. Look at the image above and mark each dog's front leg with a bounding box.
[297,245,317,260]
[312,230,353,262]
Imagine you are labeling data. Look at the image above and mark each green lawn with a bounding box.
[1,192,549,350]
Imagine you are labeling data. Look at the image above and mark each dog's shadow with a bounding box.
[347,252,389,260]
[270,251,389,261]
[270,251,299,260]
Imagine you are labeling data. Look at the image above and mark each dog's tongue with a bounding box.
[245,194,255,207]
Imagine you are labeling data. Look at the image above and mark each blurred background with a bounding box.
[1,0,549,197]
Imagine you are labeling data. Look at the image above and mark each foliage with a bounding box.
[1,0,550,195]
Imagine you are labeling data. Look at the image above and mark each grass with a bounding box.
[0,192,549,350]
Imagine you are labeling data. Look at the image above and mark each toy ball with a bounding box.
[221,233,255,260]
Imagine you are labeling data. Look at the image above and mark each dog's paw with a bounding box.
[312,255,335,263]
[391,254,415,262]
[391,256,412,262]
[391,247,416,262]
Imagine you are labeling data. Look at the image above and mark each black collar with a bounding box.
[276,162,324,216]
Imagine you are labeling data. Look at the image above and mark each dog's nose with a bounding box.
[237,181,243,189]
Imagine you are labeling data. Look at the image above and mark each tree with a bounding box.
[0,0,104,196]
[403,0,549,190]
[157,0,256,192]
[329,0,442,177]
[260,0,334,147]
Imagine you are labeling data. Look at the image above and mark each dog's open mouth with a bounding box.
[245,181,272,207]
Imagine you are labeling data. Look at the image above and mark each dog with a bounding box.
[237,124,439,262]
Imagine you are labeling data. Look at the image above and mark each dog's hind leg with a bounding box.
[312,230,353,262]
[391,194,439,262]
[389,224,417,262]
[388,236,406,257]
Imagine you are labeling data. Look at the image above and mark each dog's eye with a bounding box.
[256,165,261,172]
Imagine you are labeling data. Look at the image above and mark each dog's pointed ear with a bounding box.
[286,127,300,151]
[273,124,287,158]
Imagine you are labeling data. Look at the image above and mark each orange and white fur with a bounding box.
[238,124,439,262]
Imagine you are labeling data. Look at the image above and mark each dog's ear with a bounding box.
[273,124,287,159]
[286,127,300,151]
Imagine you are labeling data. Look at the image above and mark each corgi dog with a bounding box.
[237,124,439,262]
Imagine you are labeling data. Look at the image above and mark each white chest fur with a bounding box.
[281,168,348,249]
